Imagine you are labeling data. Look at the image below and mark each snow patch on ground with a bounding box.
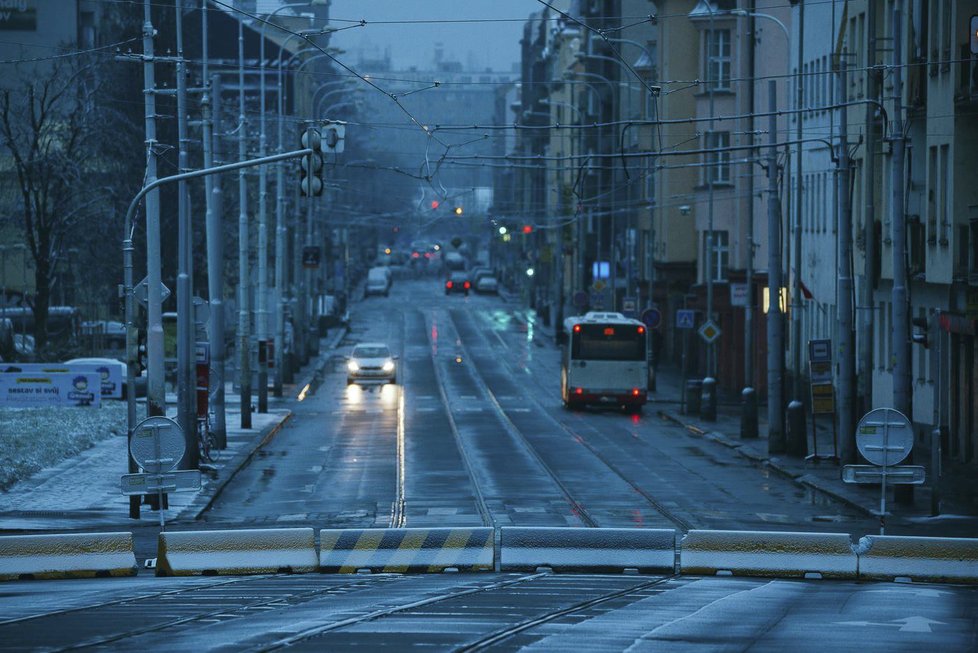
[0,403,138,491]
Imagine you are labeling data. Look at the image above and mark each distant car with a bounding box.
[365,266,392,297]
[445,271,471,296]
[346,343,397,385]
[475,274,499,294]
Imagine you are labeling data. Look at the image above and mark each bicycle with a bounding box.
[197,412,220,466]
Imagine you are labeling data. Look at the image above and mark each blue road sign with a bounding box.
[676,309,695,329]
[641,308,662,329]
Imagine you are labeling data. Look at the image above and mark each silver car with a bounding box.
[346,343,397,385]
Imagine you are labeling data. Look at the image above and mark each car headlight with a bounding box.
[347,360,360,372]
[382,360,395,373]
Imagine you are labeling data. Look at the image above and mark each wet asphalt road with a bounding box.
[204,278,886,536]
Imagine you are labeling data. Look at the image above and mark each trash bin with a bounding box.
[685,379,702,415]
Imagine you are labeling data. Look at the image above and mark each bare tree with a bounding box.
[0,54,138,354]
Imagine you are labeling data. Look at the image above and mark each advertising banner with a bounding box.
[0,363,123,399]
[0,372,101,407]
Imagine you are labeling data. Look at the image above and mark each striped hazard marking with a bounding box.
[319,528,494,573]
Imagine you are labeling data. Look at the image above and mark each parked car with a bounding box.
[346,343,397,385]
[445,271,471,296]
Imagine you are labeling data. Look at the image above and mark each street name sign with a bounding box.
[842,465,925,485]
[121,469,202,496]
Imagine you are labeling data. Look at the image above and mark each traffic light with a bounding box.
[300,128,324,197]
[431,200,440,210]
[522,224,533,234]
[454,206,463,216]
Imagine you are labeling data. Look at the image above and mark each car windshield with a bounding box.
[353,346,389,359]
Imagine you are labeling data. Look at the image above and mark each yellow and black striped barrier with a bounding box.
[0,532,137,581]
[319,527,494,573]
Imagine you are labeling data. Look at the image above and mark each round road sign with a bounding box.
[129,416,185,474]
[641,308,662,329]
[855,408,913,467]
[572,291,588,308]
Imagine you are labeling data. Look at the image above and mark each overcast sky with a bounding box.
[327,1,543,73]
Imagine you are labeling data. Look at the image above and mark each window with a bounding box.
[702,230,730,282]
[939,144,949,245]
[704,29,731,90]
[572,325,646,361]
[704,131,731,184]
[927,145,938,244]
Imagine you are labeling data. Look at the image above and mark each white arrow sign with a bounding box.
[835,616,946,633]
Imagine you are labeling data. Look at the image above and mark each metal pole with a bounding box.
[257,18,269,413]
[766,80,785,453]
[207,72,227,448]
[175,0,198,469]
[274,46,287,397]
[237,17,252,429]
[142,0,164,423]
[837,59,856,465]
[890,0,913,504]
[792,2,805,403]
[705,10,716,379]
[859,0,878,417]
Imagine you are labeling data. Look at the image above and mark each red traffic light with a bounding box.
[431,200,440,210]
[522,224,533,234]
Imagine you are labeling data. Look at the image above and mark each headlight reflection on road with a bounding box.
[346,383,364,404]
[380,383,398,405]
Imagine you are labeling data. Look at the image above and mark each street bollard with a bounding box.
[741,387,758,439]
[786,400,807,457]
[700,377,717,422]
[685,379,702,415]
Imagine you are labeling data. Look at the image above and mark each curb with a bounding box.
[657,410,876,518]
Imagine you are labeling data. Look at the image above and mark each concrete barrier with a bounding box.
[0,532,137,581]
[319,528,494,573]
[856,535,978,584]
[679,530,858,579]
[500,527,676,573]
[156,528,318,577]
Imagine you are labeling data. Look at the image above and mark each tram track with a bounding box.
[429,309,597,529]
[452,308,692,533]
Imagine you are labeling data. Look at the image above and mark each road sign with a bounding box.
[194,342,210,365]
[591,280,606,292]
[622,296,638,317]
[129,416,185,474]
[842,465,925,485]
[729,283,748,307]
[856,408,914,467]
[134,276,170,308]
[302,246,321,269]
[572,291,588,308]
[589,289,609,310]
[676,309,695,329]
[698,320,721,344]
[121,469,201,496]
[641,308,662,330]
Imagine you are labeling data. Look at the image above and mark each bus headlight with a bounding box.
[382,360,395,373]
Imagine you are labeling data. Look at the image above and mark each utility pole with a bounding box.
[766,80,785,453]
[202,0,227,449]
[705,9,716,379]
[237,16,252,429]
[174,0,198,469]
[858,0,878,418]
[837,59,856,464]
[890,0,913,503]
[792,1,805,404]
[256,16,270,414]
[273,48,287,397]
[142,0,164,424]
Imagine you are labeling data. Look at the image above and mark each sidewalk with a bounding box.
[0,330,343,532]
[515,308,978,536]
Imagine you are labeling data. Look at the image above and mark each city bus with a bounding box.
[561,311,649,413]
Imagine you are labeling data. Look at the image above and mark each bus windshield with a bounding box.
[571,324,645,361]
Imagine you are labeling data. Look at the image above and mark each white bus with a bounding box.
[561,311,649,413]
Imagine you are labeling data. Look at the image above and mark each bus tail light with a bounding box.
[631,388,641,396]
